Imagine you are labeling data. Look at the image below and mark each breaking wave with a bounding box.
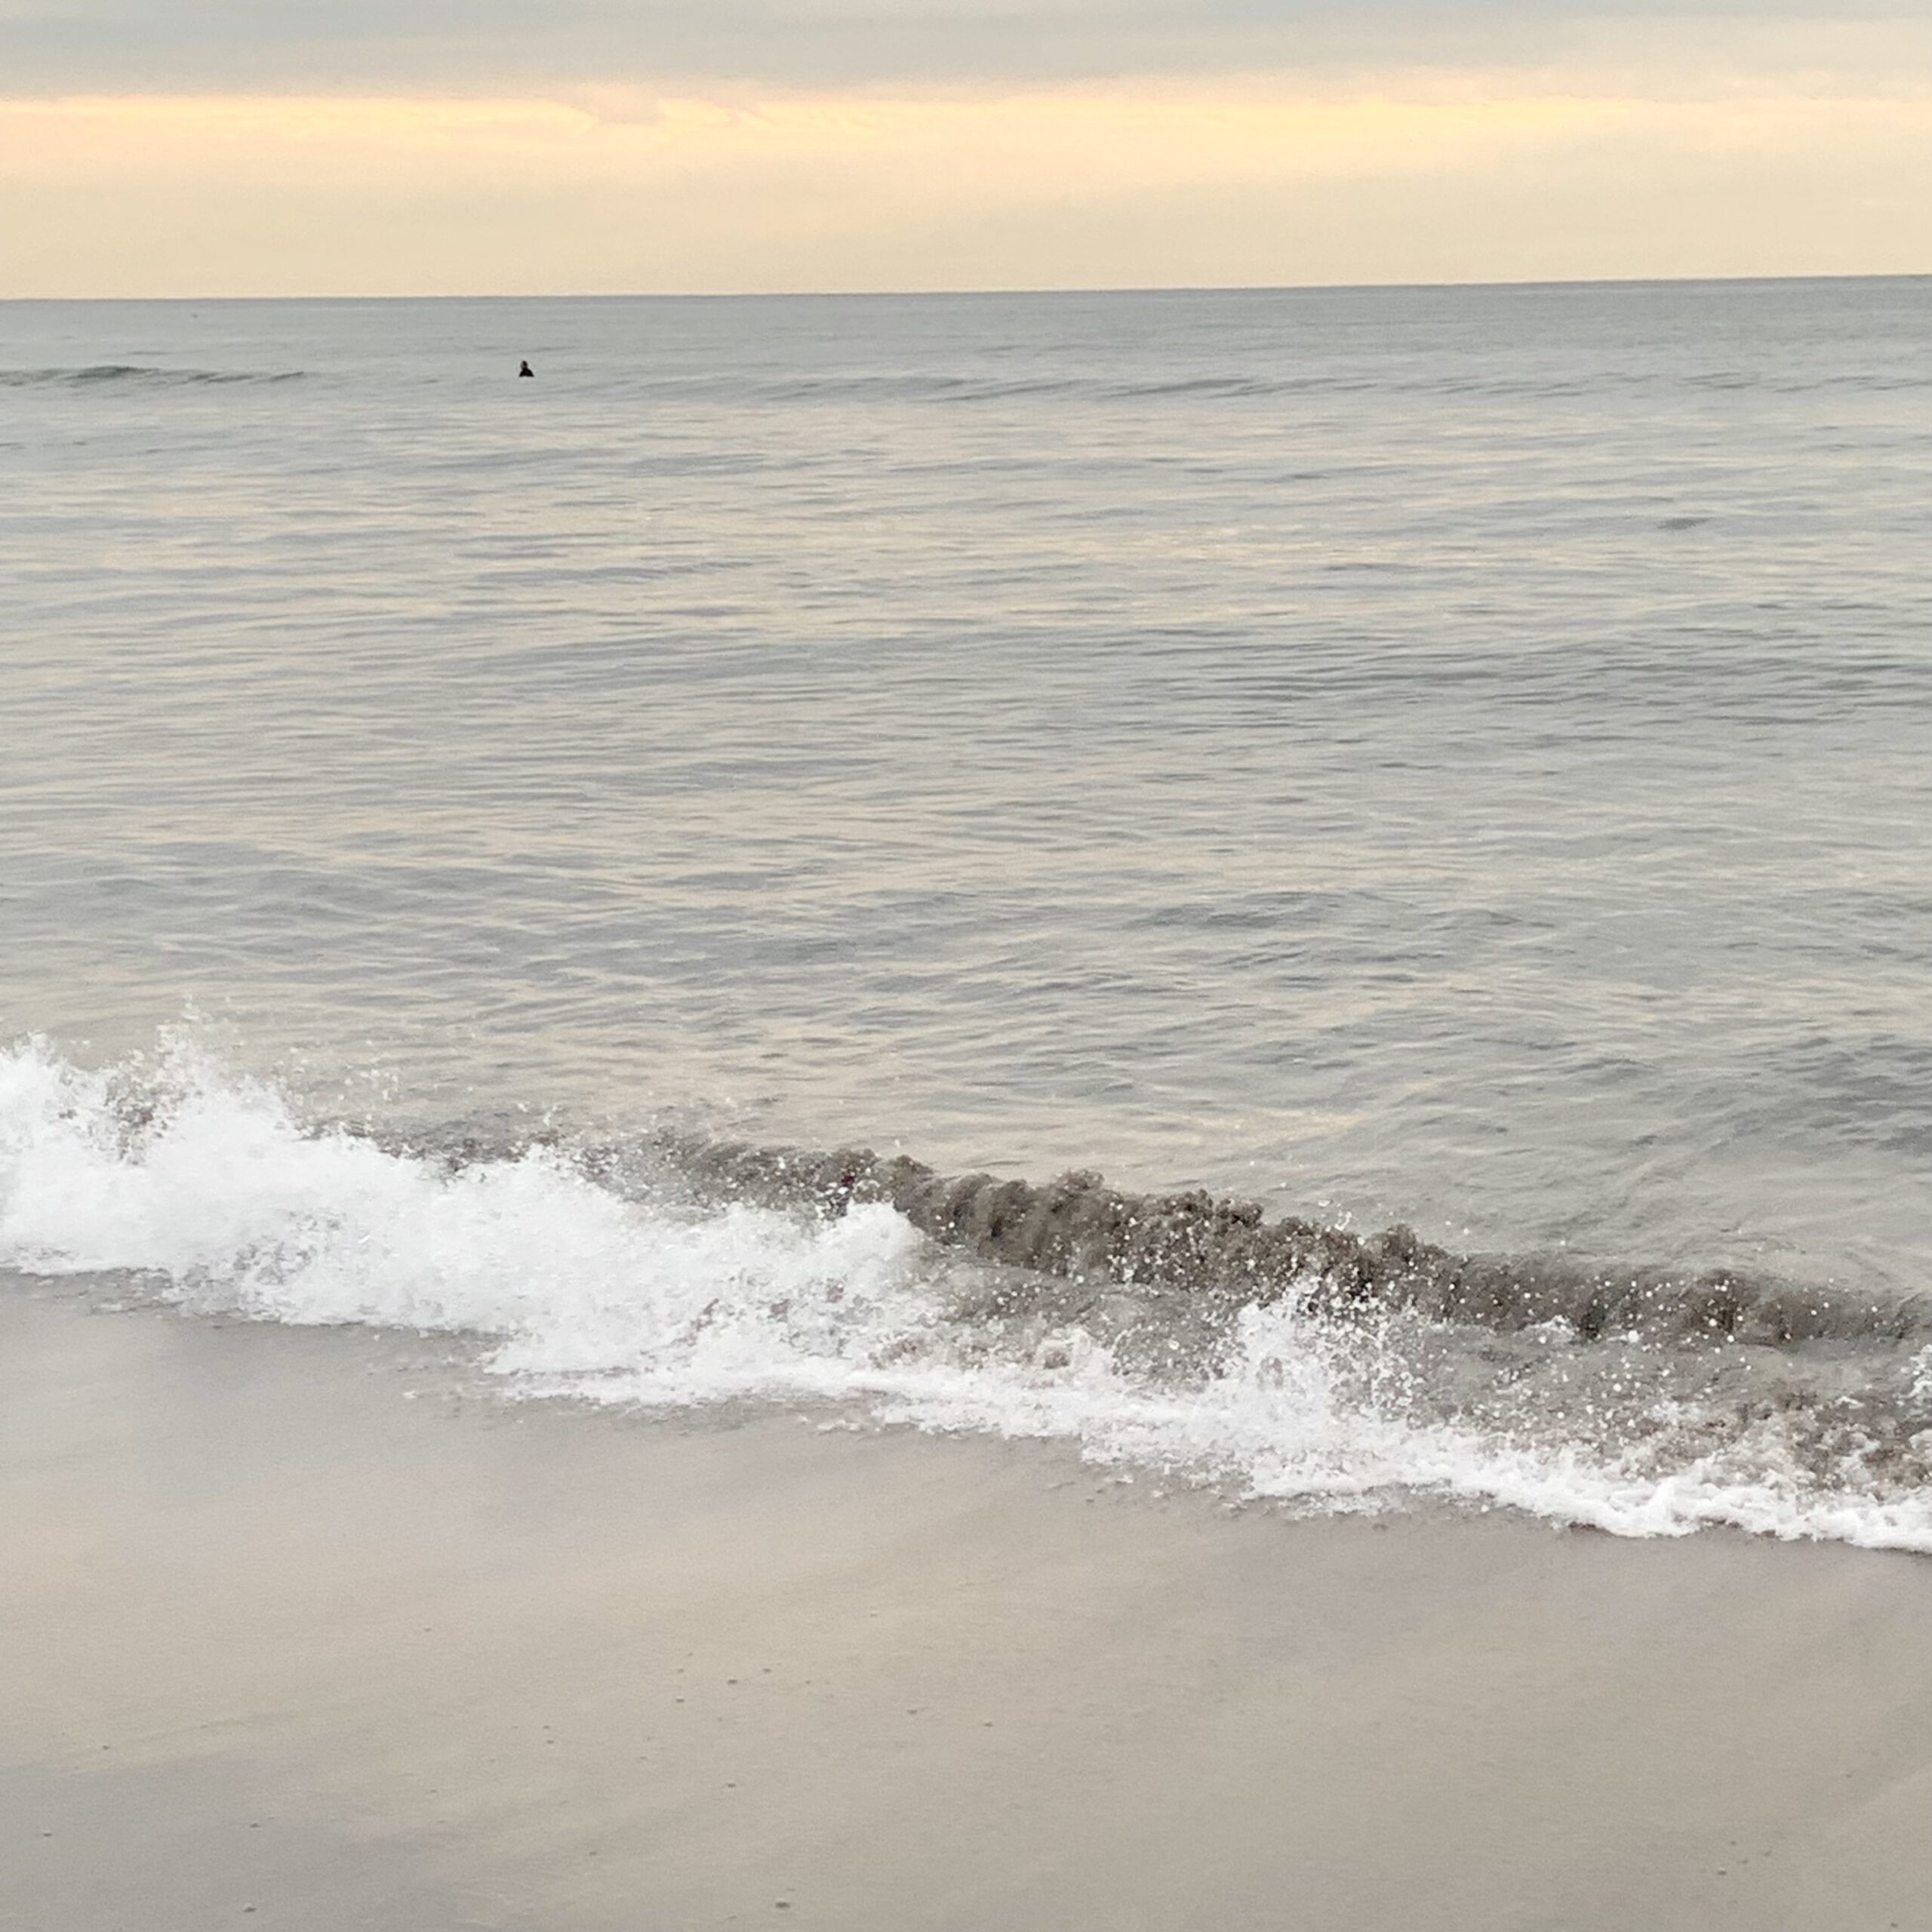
[3,1038,1929,1552]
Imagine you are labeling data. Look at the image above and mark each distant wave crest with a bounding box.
[1,364,308,389]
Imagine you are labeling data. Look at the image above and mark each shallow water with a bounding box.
[5,281,1931,1546]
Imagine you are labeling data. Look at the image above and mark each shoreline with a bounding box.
[6,1282,1930,1930]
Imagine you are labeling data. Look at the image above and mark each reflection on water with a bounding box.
[5,279,1932,1293]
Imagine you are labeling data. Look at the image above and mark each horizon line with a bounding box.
[6,268,1930,304]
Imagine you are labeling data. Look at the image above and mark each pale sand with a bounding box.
[5,1285,1929,1932]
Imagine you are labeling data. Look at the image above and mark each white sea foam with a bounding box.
[3,1038,1928,1555]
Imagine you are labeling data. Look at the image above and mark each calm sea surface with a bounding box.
[5,282,1932,1545]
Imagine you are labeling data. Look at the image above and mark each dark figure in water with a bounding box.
[518,360,534,378]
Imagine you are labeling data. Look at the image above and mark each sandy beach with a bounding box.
[4,1282,1927,1932]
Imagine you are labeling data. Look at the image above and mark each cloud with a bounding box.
[5,1,1930,92]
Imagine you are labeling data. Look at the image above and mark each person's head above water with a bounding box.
[518,360,534,378]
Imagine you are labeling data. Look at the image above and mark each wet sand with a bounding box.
[5,1284,1929,1932]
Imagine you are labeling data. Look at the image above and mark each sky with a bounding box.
[2,2,1929,294]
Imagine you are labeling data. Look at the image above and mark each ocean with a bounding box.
[5,278,1931,1549]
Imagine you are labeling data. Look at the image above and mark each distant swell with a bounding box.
[635,1137,1932,1350]
[623,368,1932,408]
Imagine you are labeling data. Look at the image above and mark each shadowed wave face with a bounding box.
[640,1136,1932,1349]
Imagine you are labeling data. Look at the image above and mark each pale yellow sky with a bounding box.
[5,36,1931,294]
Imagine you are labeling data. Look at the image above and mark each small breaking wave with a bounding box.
[3,1038,1929,1553]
